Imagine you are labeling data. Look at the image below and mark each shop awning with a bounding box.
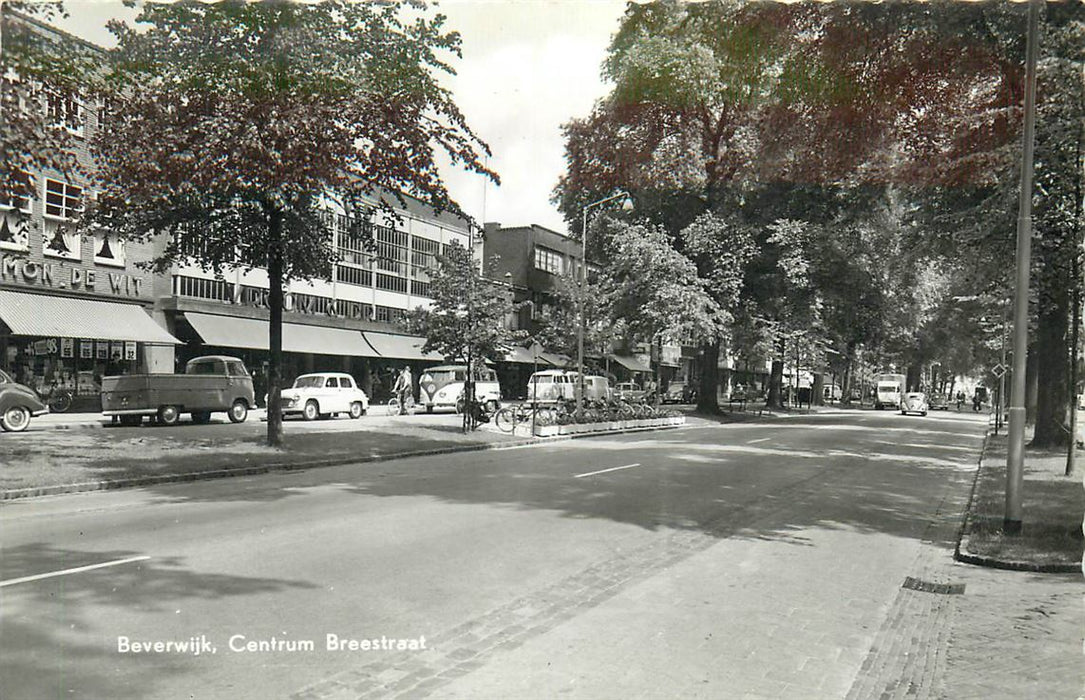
[609,353,652,372]
[0,290,179,343]
[503,345,557,365]
[184,313,376,356]
[361,331,442,362]
[538,352,572,368]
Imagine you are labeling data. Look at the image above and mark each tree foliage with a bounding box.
[89,0,496,445]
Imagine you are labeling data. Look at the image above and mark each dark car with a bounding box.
[662,381,692,404]
[928,393,950,410]
[0,368,49,432]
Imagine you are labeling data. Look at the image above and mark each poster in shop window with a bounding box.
[60,337,74,358]
[124,341,137,361]
[80,341,93,359]
[96,341,109,360]
[111,342,124,360]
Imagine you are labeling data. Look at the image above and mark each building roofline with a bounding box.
[4,6,107,55]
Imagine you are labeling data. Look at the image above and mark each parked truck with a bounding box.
[874,373,906,410]
[101,355,255,426]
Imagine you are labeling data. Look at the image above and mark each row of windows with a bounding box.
[1,176,83,219]
[534,246,563,275]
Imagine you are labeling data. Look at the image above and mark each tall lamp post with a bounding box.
[578,192,632,404]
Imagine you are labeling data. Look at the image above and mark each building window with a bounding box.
[0,172,31,252]
[46,89,84,137]
[374,305,407,325]
[375,225,408,276]
[44,179,83,220]
[94,230,126,267]
[336,264,372,287]
[376,272,408,294]
[534,246,563,275]
[410,280,431,298]
[173,275,236,302]
[0,171,32,213]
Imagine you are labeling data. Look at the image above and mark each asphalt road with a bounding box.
[0,408,991,699]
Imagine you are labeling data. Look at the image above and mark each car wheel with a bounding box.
[1,405,31,432]
[349,402,364,419]
[228,400,249,424]
[157,405,181,426]
[303,400,319,421]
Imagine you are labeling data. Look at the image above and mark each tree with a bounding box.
[533,271,619,369]
[89,0,496,446]
[408,242,521,430]
[596,217,723,379]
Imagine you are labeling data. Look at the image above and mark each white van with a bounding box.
[526,371,611,403]
[419,365,501,413]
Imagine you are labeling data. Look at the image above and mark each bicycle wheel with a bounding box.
[49,390,72,413]
[386,397,400,415]
[494,407,517,433]
[533,407,554,426]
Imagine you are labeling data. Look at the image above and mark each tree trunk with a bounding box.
[696,338,720,413]
[811,372,824,406]
[1032,266,1072,447]
[767,359,785,408]
[266,209,285,448]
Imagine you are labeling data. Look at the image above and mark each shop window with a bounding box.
[94,230,125,267]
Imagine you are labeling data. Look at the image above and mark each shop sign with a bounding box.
[124,341,137,361]
[0,254,144,297]
[33,338,57,355]
[60,337,74,358]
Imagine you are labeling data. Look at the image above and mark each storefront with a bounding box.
[0,289,180,411]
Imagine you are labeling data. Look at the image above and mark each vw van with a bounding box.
[419,365,501,413]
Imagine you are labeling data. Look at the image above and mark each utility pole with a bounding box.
[1006,0,1041,534]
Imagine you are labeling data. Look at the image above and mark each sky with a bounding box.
[51,0,631,234]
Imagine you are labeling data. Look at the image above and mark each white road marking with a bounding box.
[0,555,151,588]
[574,463,642,478]
[747,437,771,444]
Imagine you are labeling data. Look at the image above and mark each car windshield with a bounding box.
[293,376,325,388]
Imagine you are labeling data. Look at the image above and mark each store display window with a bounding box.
[1,336,143,398]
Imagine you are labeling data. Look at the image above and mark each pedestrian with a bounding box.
[645,377,658,405]
[956,391,964,411]
[393,365,412,415]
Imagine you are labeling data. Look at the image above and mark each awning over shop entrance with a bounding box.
[360,331,442,362]
[0,290,179,343]
[503,345,557,365]
[538,352,572,368]
[184,313,376,356]
[608,353,652,373]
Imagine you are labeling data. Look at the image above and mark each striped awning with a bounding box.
[184,313,375,356]
[0,290,179,343]
[361,331,442,361]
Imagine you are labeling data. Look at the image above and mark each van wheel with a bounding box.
[157,405,180,426]
[228,400,249,424]
[303,400,319,421]
[1,405,31,432]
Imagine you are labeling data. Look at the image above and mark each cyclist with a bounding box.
[393,366,413,415]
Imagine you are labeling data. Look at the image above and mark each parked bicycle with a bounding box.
[494,402,554,433]
[39,383,73,413]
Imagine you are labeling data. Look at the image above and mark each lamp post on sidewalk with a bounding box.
[577,192,632,405]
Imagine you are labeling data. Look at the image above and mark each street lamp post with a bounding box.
[578,192,631,405]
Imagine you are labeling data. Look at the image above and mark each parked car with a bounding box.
[662,380,691,404]
[614,382,646,402]
[0,368,49,433]
[278,372,369,420]
[900,392,929,416]
[101,355,255,426]
[526,370,610,404]
[928,393,950,410]
[419,365,500,413]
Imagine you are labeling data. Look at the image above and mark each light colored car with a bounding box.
[900,392,929,416]
[278,372,369,420]
[614,382,646,402]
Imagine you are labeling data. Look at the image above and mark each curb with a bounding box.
[953,430,1081,575]
[0,423,686,501]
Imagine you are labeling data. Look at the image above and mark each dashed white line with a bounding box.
[574,463,642,478]
[0,555,151,588]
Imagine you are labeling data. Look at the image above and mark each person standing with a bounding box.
[393,366,413,415]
